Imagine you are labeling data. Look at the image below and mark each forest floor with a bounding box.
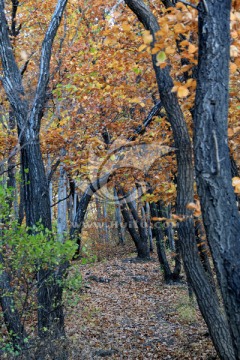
[65,246,218,360]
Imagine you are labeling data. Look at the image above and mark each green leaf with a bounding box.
[156,51,167,63]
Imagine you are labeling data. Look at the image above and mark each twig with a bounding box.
[202,0,208,13]
[51,192,71,207]
[178,0,198,10]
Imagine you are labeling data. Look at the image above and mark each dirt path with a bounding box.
[66,256,218,359]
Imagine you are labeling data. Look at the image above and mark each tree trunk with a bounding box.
[124,1,235,358]
[119,194,150,259]
[121,188,150,259]
[150,202,174,283]
[145,202,153,252]
[114,188,125,244]
[96,197,104,240]
[103,200,109,242]
[20,136,65,338]
[0,0,69,345]
[194,1,240,357]
[57,164,67,242]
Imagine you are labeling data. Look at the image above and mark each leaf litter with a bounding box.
[65,252,218,359]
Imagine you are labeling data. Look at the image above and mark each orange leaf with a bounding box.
[151,217,166,221]
[165,46,175,55]
[177,86,189,98]
[188,43,197,54]
[230,62,237,73]
[122,23,131,32]
[187,202,198,211]
[173,23,185,34]
[138,44,147,52]
[142,30,153,45]
[232,177,240,187]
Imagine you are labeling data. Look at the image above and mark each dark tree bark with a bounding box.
[150,202,174,283]
[124,0,235,358]
[194,218,215,285]
[193,1,240,358]
[70,172,110,253]
[0,0,68,342]
[116,186,150,259]
[157,201,181,279]
[114,188,125,244]
[119,196,150,259]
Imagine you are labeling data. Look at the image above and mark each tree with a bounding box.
[193,1,240,358]
[0,0,68,349]
[124,0,238,358]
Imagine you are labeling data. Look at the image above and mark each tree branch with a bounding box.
[29,0,68,133]
[0,1,25,117]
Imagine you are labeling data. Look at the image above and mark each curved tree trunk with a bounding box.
[194,1,240,358]
[0,0,68,343]
[124,1,235,358]
[118,187,150,259]
[150,202,174,283]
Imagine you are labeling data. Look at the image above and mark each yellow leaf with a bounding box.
[165,46,175,55]
[230,62,237,73]
[188,43,197,54]
[142,30,153,44]
[176,2,187,10]
[173,23,185,34]
[151,217,166,221]
[230,45,239,57]
[234,184,240,194]
[172,214,185,222]
[171,85,179,93]
[122,23,131,32]
[177,86,189,98]
[180,40,189,47]
[20,50,28,60]
[129,97,142,103]
[104,36,118,46]
[232,177,240,187]
[138,44,147,52]
[194,210,202,217]
[228,128,234,137]
[159,63,168,69]
[186,202,198,211]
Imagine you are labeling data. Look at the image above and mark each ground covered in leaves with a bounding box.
[66,251,218,359]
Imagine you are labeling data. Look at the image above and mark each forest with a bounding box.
[0,0,240,359]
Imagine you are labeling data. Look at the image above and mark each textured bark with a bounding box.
[195,218,215,285]
[194,1,240,358]
[120,199,150,259]
[0,0,68,342]
[70,172,110,253]
[114,188,125,244]
[116,187,150,258]
[150,202,174,283]
[124,1,235,358]
[145,202,153,252]
[57,164,67,241]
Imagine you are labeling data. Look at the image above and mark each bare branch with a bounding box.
[51,192,71,207]
[178,0,198,10]
[47,159,61,184]
[0,1,25,114]
[29,0,68,133]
